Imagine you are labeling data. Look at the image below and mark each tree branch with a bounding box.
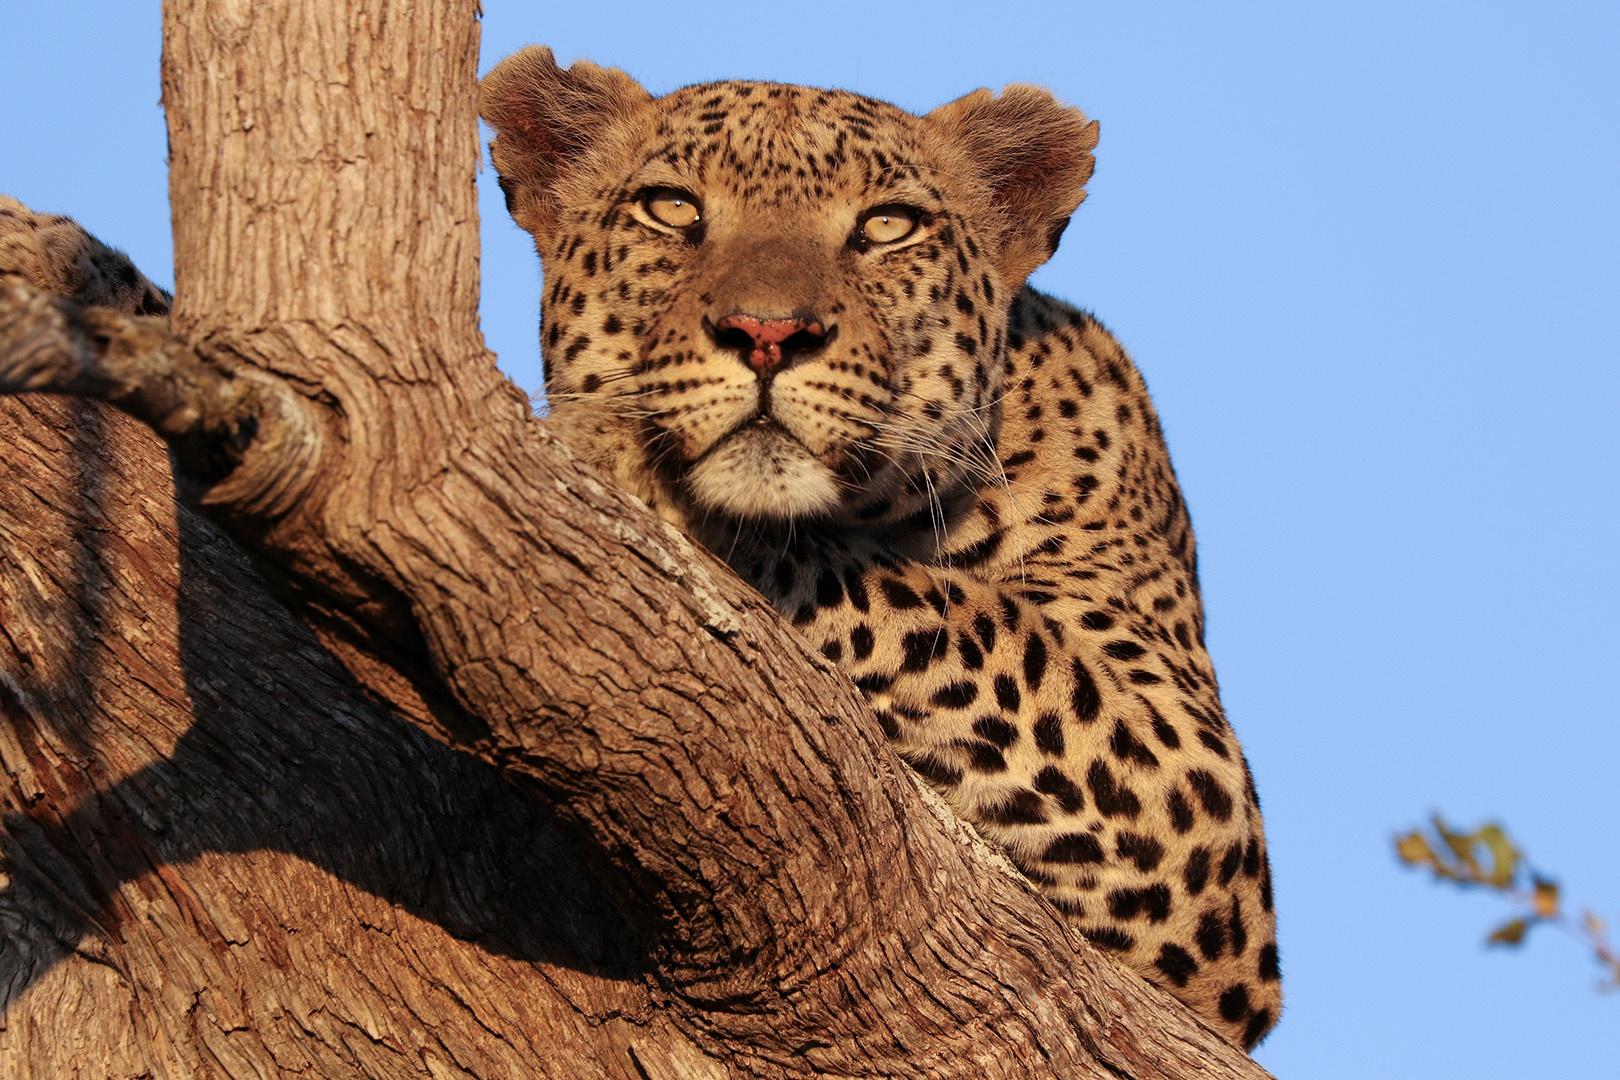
[0,278,320,518]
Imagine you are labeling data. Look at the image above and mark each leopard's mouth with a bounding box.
[699,411,796,456]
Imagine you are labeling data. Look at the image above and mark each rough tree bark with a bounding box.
[0,2,1273,1076]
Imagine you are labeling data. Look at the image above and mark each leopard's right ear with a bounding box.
[480,47,652,236]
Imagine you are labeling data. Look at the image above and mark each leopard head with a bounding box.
[482,47,1097,526]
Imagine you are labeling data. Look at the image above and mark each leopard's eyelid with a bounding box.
[861,198,935,216]
[631,180,699,198]
[638,185,701,203]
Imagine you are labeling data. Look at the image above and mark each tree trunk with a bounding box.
[0,2,1272,1076]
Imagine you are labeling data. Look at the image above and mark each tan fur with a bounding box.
[483,48,1281,1049]
[0,195,170,315]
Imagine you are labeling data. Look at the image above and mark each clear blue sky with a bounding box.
[5,3,1618,1075]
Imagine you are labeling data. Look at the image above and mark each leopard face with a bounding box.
[482,49,1095,526]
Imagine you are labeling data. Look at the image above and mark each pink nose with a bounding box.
[710,313,829,375]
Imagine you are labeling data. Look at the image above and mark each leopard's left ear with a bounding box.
[480,46,653,237]
[927,85,1099,284]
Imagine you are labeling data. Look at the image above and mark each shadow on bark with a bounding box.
[2,402,111,758]
[0,403,650,1013]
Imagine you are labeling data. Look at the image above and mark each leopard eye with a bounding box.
[641,187,702,230]
[857,204,920,246]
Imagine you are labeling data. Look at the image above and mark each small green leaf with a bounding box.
[1395,831,1438,868]
[1487,918,1530,947]
[1474,823,1521,888]
[1532,878,1560,918]
[1434,816,1482,879]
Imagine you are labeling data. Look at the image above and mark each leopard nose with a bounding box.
[705,312,834,376]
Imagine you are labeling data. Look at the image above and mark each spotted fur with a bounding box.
[482,47,1280,1049]
[0,195,170,316]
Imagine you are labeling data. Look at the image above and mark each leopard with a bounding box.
[0,195,171,317]
[481,47,1281,1049]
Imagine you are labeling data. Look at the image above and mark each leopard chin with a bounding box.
[684,425,842,520]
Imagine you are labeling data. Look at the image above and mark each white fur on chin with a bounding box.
[685,427,841,519]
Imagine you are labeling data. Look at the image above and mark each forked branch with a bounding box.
[0,277,320,519]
